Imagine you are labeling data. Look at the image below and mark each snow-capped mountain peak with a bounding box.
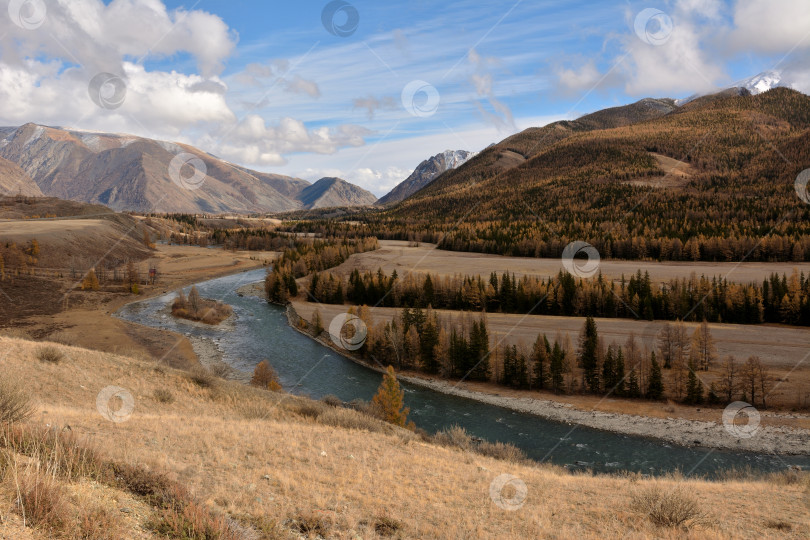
[735,70,784,95]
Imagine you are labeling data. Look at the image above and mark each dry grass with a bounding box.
[36,345,64,364]
[0,335,807,539]
[152,388,174,404]
[631,483,709,529]
[0,377,35,424]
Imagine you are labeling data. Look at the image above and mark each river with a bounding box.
[116,268,810,477]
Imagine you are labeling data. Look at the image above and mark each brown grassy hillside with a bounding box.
[0,336,807,539]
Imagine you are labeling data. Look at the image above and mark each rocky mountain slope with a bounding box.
[378,149,476,205]
[0,124,373,213]
[298,176,377,208]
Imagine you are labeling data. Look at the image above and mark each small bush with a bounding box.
[152,388,174,404]
[237,401,276,421]
[374,516,404,537]
[764,519,792,531]
[17,472,69,532]
[290,513,328,537]
[78,505,127,540]
[250,361,282,391]
[209,363,232,379]
[477,441,526,463]
[37,345,64,364]
[188,366,216,388]
[292,401,326,419]
[631,484,706,529]
[318,407,385,433]
[0,378,34,424]
[433,425,473,451]
[321,394,343,407]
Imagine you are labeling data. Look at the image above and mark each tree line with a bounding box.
[306,267,810,326]
[328,307,775,408]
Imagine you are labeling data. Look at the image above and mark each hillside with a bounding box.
[0,156,42,196]
[0,124,371,213]
[0,335,806,539]
[371,89,810,262]
[378,150,476,206]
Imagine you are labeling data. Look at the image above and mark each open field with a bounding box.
[343,240,810,285]
[292,300,810,413]
[1,336,808,539]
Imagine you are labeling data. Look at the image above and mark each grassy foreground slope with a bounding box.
[0,336,808,539]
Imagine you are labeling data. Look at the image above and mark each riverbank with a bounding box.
[268,290,810,456]
[4,244,277,369]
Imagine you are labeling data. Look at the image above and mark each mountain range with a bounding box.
[0,124,376,213]
[371,86,810,262]
[377,150,476,206]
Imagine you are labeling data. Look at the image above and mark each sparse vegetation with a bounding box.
[36,345,64,364]
[0,377,34,424]
[631,484,708,529]
[152,388,174,404]
[250,360,282,391]
[171,285,233,325]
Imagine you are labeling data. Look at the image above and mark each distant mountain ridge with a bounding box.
[0,124,375,213]
[378,149,476,205]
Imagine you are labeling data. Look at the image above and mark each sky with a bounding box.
[1,0,809,197]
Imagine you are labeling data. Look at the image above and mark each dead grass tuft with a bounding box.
[153,387,175,404]
[36,345,64,364]
[374,515,404,537]
[631,484,708,529]
[16,470,69,532]
[290,512,329,537]
[0,377,34,424]
[188,366,216,389]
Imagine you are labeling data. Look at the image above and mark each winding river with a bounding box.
[116,269,810,477]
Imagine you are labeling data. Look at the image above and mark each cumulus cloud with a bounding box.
[555,0,810,97]
[0,0,366,169]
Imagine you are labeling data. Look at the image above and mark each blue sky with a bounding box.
[2,0,809,196]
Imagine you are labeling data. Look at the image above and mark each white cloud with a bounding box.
[730,0,810,55]
[0,0,368,169]
[468,49,516,131]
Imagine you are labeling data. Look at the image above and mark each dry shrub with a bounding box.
[36,345,64,364]
[631,484,707,529]
[236,401,277,421]
[293,400,326,419]
[764,519,792,531]
[374,516,404,537]
[290,512,329,537]
[16,471,69,532]
[188,366,216,388]
[152,388,174,404]
[0,377,34,424]
[318,407,386,433]
[476,441,526,463]
[0,425,106,481]
[151,494,241,540]
[321,394,343,407]
[78,505,127,540]
[433,425,473,451]
[209,363,233,379]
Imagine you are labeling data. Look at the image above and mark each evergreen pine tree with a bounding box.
[579,317,600,393]
[685,359,704,404]
[646,352,664,400]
